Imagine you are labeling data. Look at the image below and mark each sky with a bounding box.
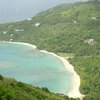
[0,0,88,23]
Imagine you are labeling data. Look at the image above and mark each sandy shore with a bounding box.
[40,50,84,99]
[1,41,83,99]
[0,41,37,49]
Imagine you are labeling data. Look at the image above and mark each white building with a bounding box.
[84,39,95,45]
[91,17,97,20]
[35,23,41,27]
[3,31,7,34]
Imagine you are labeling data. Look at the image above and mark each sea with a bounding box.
[0,42,73,94]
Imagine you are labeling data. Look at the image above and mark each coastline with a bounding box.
[0,41,37,49]
[40,50,83,99]
[1,41,83,99]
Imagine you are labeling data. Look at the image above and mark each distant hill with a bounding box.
[0,0,100,56]
[0,0,100,100]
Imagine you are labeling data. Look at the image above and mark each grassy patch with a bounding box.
[57,53,74,58]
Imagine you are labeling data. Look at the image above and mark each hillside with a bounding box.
[0,75,75,100]
[0,0,100,100]
[0,0,100,56]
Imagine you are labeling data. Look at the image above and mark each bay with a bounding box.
[0,42,73,94]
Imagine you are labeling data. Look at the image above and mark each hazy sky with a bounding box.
[0,0,88,23]
[0,0,88,7]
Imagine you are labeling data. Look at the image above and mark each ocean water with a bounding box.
[0,42,73,94]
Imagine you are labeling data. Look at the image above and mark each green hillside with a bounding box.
[0,75,75,100]
[69,56,100,100]
[0,0,100,100]
[0,0,100,56]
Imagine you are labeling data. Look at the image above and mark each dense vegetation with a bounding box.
[69,57,100,100]
[0,0,100,56]
[0,75,76,100]
[0,0,100,100]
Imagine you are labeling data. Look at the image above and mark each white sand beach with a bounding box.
[0,41,37,49]
[40,50,84,99]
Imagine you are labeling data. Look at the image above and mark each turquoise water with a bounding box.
[0,42,73,94]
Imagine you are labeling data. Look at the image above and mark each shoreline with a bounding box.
[40,50,83,99]
[0,41,83,99]
[0,41,37,49]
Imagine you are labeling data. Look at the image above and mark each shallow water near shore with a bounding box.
[0,42,73,94]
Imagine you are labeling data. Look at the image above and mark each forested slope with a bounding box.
[0,0,100,56]
[0,75,73,100]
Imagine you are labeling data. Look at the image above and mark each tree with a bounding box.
[0,75,3,81]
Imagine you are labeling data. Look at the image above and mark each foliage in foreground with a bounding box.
[0,76,75,100]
